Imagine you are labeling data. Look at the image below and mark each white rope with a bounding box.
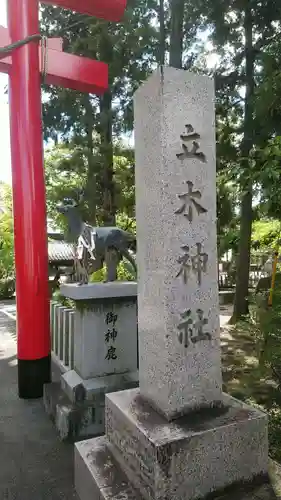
[0,34,42,59]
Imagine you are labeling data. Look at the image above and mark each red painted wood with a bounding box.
[44,49,108,93]
[0,25,108,93]
[48,37,64,51]
[42,0,126,22]
[7,0,50,360]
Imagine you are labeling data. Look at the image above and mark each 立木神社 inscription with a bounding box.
[174,122,210,352]
[175,181,207,222]
[176,124,206,163]
[177,309,211,348]
[176,242,208,286]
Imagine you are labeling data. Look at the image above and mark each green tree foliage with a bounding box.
[0,182,12,212]
[40,0,205,226]
[252,219,281,251]
[253,137,281,221]
[39,0,281,315]
[0,183,15,297]
[40,0,159,224]
[0,213,14,279]
[192,0,281,320]
[44,141,135,229]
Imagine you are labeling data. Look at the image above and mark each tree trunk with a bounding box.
[231,5,255,322]
[84,94,97,225]
[99,24,115,226]
[159,0,165,66]
[169,0,185,68]
[99,90,115,225]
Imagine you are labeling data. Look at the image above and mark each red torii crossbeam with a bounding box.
[0,26,108,93]
[4,0,126,399]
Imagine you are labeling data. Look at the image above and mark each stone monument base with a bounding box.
[43,371,138,441]
[75,388,271,500]
[75,436,280,500]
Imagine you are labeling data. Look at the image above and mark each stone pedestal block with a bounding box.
[102,389,267,500]
[60,282,138,380]
[74,388,269,499]
[44,282,139,440]
[43,372,138,441]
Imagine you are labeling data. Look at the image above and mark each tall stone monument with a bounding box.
[74,68,271,499]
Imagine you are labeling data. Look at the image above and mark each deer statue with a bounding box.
[56,198,137,284]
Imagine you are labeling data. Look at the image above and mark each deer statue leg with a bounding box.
[73,255,84,284]
[104,247,120,282]
[73,246,89,285]
[79,246,90,284]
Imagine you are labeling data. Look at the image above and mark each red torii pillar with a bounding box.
[3,0,126,399]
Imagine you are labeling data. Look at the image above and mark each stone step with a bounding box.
[75,436,143,500]
[43,371,138,442]
[43,382,105,442]
[75,436,281,500]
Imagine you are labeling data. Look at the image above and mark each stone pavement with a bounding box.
[0,302,78,500]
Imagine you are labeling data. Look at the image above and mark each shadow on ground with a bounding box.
[220,306,281,462]
[0,311,78,500]
[220,314,280,407]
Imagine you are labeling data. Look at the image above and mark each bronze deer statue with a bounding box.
[56,198,137,284]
